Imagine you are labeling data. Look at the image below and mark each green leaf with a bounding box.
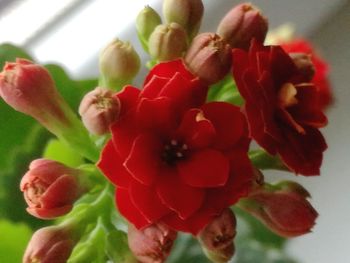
[43,139,84,167]
[0,43,33,68]
[106,230,137,263]
[0,219,32,263]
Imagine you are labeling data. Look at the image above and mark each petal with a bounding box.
[176,109,216,149]
[178,149,229,188]
[140,75,169,99]
[136,97,178,134]
[156,168,205,219]
[115,85,140,116]
[97,140,132,188]
[124,134,162,186]
[162,208,218,235]
[26,205,72,219]
[116,188,150,229]
[201,102,246,150]
[129,180,171,222]
[278,126,327,176]
[144,59,195,85]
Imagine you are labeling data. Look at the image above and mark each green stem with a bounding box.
[249,150,288,171]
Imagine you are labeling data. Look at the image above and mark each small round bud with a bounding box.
[149,23,188,61]
[99,39,140,90]
[217,3,268,50]
[79,87,120,135]
[163,0,204,39]
[290,52,315,81]
[128,223,177,263]
[185,33,232,84]
[136,5,162,52]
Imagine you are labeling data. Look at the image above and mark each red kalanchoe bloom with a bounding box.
[20,159,86,219]
[232,40,327,175]
[280,38,332,109]
[98,59,253,234]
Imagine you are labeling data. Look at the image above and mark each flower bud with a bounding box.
[238,181,318,237]
[217,3,268,50]
[197,209,236,263]
[128,223,177,263]
[23,224,77,263]
[289,52,315,81]
[163,0,204,39]
[79,87,120,135]
[20,159,88,219]
[0,59,99,162]
[149,23,188,61]
[99,39,140,90]
[136,5,162,52]
[185,33,232,84]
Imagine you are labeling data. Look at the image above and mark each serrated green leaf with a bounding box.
[43,139,84,167]
[0,219,32,263]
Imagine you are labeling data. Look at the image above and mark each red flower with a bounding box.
[232,41,327,175]
[281,38,333,109]
[98,60,253,234]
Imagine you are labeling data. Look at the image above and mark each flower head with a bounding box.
[232,40,328,175]
[238,180,318,237]
[128,223,177,263]
[98,59,253,234]
[20,159,87,219]
[23,224,77,263]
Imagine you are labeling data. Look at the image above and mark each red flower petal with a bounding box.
[136,97,178,135]
[129,180,171,222]
[178,149,229,188]
[176,109,216,149]
[201,102,246,150]
[97,140,132,188]
[115,85,140,116]
[156,168,205,219]
[278,126,327,175]
[124,134,162,185]
[116,188,150,229]
[140,75,169,99]
[162,207,218,235]
[144,59,195,85]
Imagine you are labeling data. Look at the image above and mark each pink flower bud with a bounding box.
[217,3,268,50]
[20,159,87,219]
[0,59,72,130]
[197,209,236,263]
[163,0,204,39]
[128,223,177,263]
[23,224,77,263]
[238,181,318,237]
[185,33,232,84]
[79,87,120,135]
[149,23,188,61]
[289,52,315,81]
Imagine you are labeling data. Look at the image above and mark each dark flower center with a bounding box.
[161,139,188,166]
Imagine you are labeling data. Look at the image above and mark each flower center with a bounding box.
[161,139,188,166]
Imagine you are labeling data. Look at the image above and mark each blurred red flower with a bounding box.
[98,60,253,234]
[232,40,327,175]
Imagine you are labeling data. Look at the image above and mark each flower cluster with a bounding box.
[0,1,331,263]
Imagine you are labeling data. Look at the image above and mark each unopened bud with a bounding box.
[79,87,120,135]
[136,5,162,52]
[290,53,315,81]
[238,181,318,237]
[99,39,140,90]
[197,209,236,263]
[185,33,232,84]
[20,159,88,219]
[149,23,188,61]
[128,223,177,263]
[217,3,268,50]
[163,0,204,39]
[23,223,78,263]
[0,59,99,161]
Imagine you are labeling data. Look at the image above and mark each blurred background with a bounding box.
[0,0,349,262]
